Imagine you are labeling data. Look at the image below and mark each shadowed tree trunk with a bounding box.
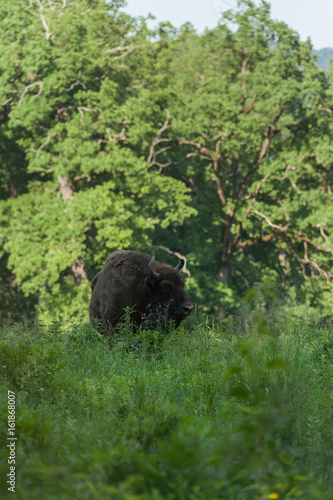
[71,258,88,286]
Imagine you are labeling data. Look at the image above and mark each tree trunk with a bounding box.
[217,261,230,287]
[214,259,231,318]
[71,258,88,286]
[58,175,74,200]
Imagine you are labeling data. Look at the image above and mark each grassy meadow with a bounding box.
[1,300,333,499]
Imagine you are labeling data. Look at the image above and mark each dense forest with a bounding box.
[1,0,333,324]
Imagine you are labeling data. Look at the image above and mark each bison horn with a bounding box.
[174,258,185,272]
[147,256,160,279]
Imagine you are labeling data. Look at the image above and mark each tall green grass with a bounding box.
[1,301,333,499]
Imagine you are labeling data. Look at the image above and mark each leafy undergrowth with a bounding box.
[1,306,333,499]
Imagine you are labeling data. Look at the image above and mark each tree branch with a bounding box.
[63,1,80,8]
[237,107,284,199]
[78,106,94,125]
[0,97,13,107]
[80,6,92,15]
[252,210,290,232]
[244,173,270,218]
[66,80,87,92]
[105,120,130,143]
[275,164,297,181]
[35,0,51,40]
[293,232,331,253]
[106,45,145,60]
[179,138,227,206]
[275,164,304,195]
[316,222,329,242]
[286,238,333,284]
[17,81,43,106]
[212,138,226,206]
[235,233,276,250]
[26,131,61,154]
[316,171,332,194]
[148,112,174,173]
[240,49,249,107]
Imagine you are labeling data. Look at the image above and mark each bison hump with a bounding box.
[106,250,151,275]
[106,250,133,267]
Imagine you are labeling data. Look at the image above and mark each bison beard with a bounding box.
[89,251,193,335]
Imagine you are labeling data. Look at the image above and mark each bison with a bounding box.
[89,250,193,334]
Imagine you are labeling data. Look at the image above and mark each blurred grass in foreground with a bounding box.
[1,288,333,499]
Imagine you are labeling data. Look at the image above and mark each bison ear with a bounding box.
[144,276,156,290]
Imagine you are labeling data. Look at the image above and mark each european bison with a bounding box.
[89,250,193,334]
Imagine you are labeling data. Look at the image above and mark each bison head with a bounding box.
[140,256,193,329]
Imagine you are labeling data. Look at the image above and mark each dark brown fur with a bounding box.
[89,251,193,334]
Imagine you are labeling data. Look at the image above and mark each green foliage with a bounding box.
[155,0,333,314]
[0,0,332,322]
[1,303,333,499]
[0,0,195,323]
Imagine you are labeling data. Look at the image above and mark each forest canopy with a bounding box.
[0,0,332,323]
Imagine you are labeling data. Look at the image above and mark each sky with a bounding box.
[121,0,333,50]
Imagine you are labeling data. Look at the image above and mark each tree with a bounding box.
[1,0,333,322]
[149,1,333,314]
[0,0,195,322]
